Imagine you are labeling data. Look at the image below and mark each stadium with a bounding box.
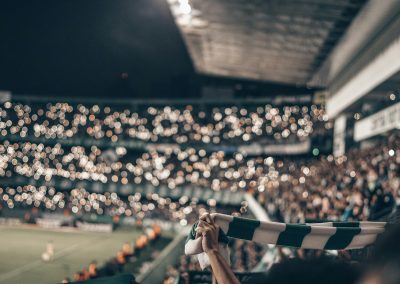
[0,0,399,283]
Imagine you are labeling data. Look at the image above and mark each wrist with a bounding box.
[206,248,220,256]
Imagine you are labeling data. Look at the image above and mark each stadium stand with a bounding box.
[0,108,396,224]
[0,98,398,283]
[1,0,400,283]
[0,99,398,283]
[0,101,327,146]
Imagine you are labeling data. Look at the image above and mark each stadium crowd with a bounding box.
[0,101,327,144]
[0,184,213,226]
[0,133,398,224]
[260,132,399,223]
[0,100,399,284]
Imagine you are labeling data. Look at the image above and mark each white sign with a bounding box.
[238,139,310,155]
[36,218,62,229]
[333,115,347,157]
[354,102,400,142]
[0,91,11,103]
[76,221,113,233]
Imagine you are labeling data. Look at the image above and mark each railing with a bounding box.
[244,193,279,272]
[11,93,313,106]
[138,229,189,284]
[0,175,244,207]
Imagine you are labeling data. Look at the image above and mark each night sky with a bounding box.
[0,0,196,99]
[0,0,311,100]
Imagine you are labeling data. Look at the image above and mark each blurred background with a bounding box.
[0,0,399,283]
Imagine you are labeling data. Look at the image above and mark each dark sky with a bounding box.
[0,0,312,100]
[0,0,195,99]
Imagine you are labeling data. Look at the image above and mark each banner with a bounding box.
[36,218,63,229]
[0,217,21,226]
[238,139,310,155]
[333,115,347,157]
[0,176,244,207]
[76,221,113,233]
[354,102,400,142]
[0,91,11,103]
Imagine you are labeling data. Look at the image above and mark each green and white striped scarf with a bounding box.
[185,213,386,269]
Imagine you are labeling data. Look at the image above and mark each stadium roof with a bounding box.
[0,0,369,99]
[167,0,367,86]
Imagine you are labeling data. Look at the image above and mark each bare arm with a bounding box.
[197,213,240,284]
[207,249,240,284]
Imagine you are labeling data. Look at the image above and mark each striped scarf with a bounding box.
[185,214,386,269]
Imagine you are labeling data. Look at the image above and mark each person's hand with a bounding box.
[196,212,219,254]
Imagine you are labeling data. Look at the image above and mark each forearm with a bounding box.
[207,250,240,284]
[212,272,218,284]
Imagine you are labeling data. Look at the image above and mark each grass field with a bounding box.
[0,225,143,284]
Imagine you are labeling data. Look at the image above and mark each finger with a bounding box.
[205,214,214,225]
[199,221,217,235]
[208,214,217,227]
[195,227,203,236]
[196,225,209,232]
[195,225,202,238]
[200,213,214,227]
[195,223,206,237]
[198,220,212,229]
[206,215,214,225]
[207,220,217,232]
[199,212,210,222]
[197,227,211,235]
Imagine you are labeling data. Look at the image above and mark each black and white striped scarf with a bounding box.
[185,213,386,269]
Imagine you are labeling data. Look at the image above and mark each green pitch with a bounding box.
[0,225,142,284]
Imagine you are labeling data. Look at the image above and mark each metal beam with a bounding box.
[327,35,400,118]
[202,32,326,53]
[198,0,361,22]
[202,53,315,70]
[203,69,309,85]
[207,63,310,80]
[12,94,313,106]
[203,22,332,42]
[309,0,400,87]
[203,43,328,61]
